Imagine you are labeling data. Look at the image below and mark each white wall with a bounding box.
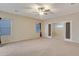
[43,12,79,43]
[0,11,43,44]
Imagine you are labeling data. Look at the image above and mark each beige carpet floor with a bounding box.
[0,38,79,56]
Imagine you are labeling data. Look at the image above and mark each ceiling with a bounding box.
[0,3,79,20]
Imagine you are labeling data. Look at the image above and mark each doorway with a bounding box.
[52,22,65,40]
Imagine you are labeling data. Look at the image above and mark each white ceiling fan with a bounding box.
[16,3,54,15]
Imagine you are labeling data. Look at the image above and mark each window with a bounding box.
[55,23,64,29]
[35,23,40,32]
[0,19,11,36]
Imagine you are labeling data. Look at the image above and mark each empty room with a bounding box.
[0,3,79,56]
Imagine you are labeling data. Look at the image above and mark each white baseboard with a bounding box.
[64,39,79,44]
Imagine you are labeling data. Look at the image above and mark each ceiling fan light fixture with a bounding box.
[39,12,44,15]
[37,7,50,15]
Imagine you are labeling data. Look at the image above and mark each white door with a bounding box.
[45,24,52,38]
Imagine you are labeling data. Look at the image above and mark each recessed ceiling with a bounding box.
[0,3,79,20]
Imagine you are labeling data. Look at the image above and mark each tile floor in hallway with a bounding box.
[0,38,79,56]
